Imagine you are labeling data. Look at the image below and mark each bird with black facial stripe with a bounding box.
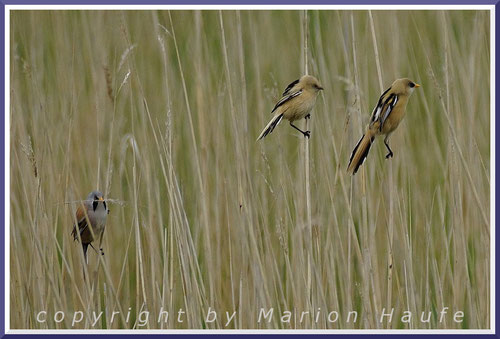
[347,78,420,175]
[257,75,323,140]
[71,191,109,264]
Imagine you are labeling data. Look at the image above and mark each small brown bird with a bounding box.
[347,78,420,175]
[257,75,323,140]
[71,191,109,264]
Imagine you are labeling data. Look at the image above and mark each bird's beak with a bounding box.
[415,83,421,88]
[99,197,104,201]
[318,86,324,91]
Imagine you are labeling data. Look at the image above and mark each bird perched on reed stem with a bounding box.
[347,78,420,175]
[257,75,323,140]
[71,191,109,264]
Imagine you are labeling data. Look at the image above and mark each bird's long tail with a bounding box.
[347,130,375,175]
[82,243,89,265]
[82,243,89,280]
[257,113,284,141]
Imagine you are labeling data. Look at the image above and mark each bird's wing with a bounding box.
[282,79,300,96]
[370,86,392,123]
[72,205,89,241]
[369,86,399,130]
[379,94,398,130]
[271,89,302,113]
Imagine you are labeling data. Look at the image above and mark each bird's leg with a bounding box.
[98,232,105,256]
[305,113,311,120]
[384,136,394,159]
[290,122,311,138]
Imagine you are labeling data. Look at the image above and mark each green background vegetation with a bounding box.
[10,10,490,329]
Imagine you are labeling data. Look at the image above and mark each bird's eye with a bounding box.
[409,82,415,88]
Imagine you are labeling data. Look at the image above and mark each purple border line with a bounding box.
[1,1,497,338]
[0,0,4,337]
[495,4,499,338]
[0,0,498,5]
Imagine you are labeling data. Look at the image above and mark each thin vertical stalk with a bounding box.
[168,11,214,305]
[369,10,390,329]
[302,9,314,321]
